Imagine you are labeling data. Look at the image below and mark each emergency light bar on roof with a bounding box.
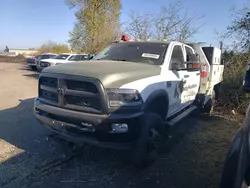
[114,34,169,43]
[112,34,133,43]
[121,34,131,41]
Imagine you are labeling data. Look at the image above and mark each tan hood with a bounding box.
[42,60,161,88]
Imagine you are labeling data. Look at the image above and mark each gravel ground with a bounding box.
[0,63,242,188]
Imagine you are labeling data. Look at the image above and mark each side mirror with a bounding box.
[186,53,200,71]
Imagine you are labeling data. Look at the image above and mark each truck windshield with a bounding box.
[40,55,53,59]
[92,42,168,65]
[53,54,70,60]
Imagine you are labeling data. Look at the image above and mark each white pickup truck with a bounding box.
[38,53,89,71]
[34,39,224,167]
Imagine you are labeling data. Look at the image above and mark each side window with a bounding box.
[48,55,54,58]
[80,55,88,60]
[68,55,80,61]
[49,55,56,58]
[185,46,194,61]
[41,55,50,59]
[170,45,184,69]
[75,55,81,61]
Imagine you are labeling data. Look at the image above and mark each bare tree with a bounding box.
[154,1,204,42]
[222,6,250,51]
[176,12,204,42]
[154,3,182,40]
[126,11,153,40]
[126,0,204,42]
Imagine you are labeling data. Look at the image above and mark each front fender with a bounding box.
[142,89,169,111]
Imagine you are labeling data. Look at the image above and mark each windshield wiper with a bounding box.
[93,59,138,63]
[110,59,127,61]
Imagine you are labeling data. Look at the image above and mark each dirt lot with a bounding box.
[0,63,242,188]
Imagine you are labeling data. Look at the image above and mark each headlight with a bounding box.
[48,62,56,66]
[106,88,143,107]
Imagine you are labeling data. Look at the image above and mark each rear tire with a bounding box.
[132,112,165,168]
[203,90,216,114]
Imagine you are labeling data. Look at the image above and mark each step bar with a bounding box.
[165,105,197,126]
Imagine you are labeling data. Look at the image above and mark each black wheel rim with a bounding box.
[147,127,161,154]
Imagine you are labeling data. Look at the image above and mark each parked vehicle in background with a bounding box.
[36,53,57,72]
[26,55,39,70]
[34,36,224,167]
[27,53,57,70]
[38,53,89,70]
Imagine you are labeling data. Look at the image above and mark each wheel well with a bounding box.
[147,96,168,119]
[213,83,221,100]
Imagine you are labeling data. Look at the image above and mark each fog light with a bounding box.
[35,107,40,114]
[110,123,128,133]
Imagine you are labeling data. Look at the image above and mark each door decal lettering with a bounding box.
[167,81,172,88]
[174,80,184,98]
[183,84,198,91]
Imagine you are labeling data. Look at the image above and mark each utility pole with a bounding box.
[220,41,223,51]
[220,41,224,65]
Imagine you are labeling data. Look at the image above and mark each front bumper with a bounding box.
[37,65,43,72]
[27,63,36,67]
[34,98,143,149]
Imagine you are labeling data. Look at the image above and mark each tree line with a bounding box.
[65,0,203,53]
[219,6,250,113]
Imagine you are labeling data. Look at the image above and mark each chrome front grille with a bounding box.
[40,61,50,68]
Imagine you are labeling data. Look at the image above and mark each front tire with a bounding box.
[30,66,37,71]
[132,112,165,167]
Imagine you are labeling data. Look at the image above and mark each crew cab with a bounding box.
[38,53,89,71]
[34,39,224,166]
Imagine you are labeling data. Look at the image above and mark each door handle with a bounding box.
[196,73,200,75]
[184,75,189,78]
